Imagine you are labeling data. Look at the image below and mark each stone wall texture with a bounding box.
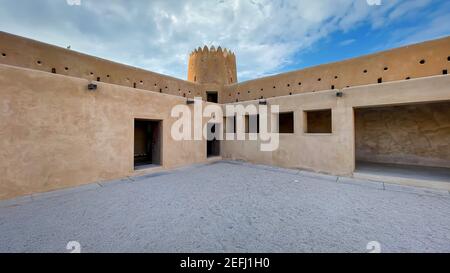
[355,102,450,168]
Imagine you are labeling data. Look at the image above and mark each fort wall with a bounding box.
[0,32,204,100]
[221,75,450,177]
[0,64,209,200]
[0,31,449,199]
[222,37,450,103]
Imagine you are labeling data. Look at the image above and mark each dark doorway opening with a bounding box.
[134,119,162,169]
[206,91,218,103]
[207,123,220,157]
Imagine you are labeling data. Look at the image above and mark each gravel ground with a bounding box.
[0,161,449,253]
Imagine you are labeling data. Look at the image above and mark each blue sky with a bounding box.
[0,0,449,82]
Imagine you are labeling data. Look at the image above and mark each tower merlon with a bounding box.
[188,45,237,85]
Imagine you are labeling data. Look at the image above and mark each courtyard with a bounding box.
[0,161,449,253]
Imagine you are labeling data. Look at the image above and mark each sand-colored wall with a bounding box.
[221,75,450,175]
[0,64,209,200]
[1,31,449,199]
[188,46,237,85]
[0,31,205,100]
[355,102,450,168]
[2,31,448,105]
[223,36,450,103]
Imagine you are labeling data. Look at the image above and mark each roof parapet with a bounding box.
[190,45,235,57]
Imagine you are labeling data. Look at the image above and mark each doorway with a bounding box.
[134,119,162,169]
[207,123,220,157]
[206,91,218,103]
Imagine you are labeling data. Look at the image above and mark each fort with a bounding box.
[0,31,449,200]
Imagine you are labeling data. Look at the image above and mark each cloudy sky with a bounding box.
[0,0,449,81]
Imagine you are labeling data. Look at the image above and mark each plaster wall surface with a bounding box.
[355,102,450,168]
[2,32,448,105]
[222,36,450,103]
[1,31,450,199]
[0,31,203,100]
[221,75,450,175]
[0,64,208,200]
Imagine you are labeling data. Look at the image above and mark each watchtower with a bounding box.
[187,45,237,85]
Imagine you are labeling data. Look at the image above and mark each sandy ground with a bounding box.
[0,161,449,253]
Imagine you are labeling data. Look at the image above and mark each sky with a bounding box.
[0,0,449,82]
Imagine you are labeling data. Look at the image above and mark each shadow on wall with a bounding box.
[355,101,450,168]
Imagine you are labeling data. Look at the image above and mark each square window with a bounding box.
[304,109,332,134]
[278,112,294,134]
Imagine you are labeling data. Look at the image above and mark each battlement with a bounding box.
[188,45,237,85]
[1,30,448,104]
[190,45,236,58]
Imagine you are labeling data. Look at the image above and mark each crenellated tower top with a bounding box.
[188,45,237,85]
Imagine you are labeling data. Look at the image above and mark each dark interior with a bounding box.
[305,109,332,134]
[134,119,161,168]
[206,91,218,103]
[207,123,220,157]
[279,112,294,134]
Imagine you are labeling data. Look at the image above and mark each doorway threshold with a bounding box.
[134,164,161,171]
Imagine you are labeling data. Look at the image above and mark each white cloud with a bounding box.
[339,39,356,46]
[367,0,382,6]
[66,0,81,6]
[0,0,447,81]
